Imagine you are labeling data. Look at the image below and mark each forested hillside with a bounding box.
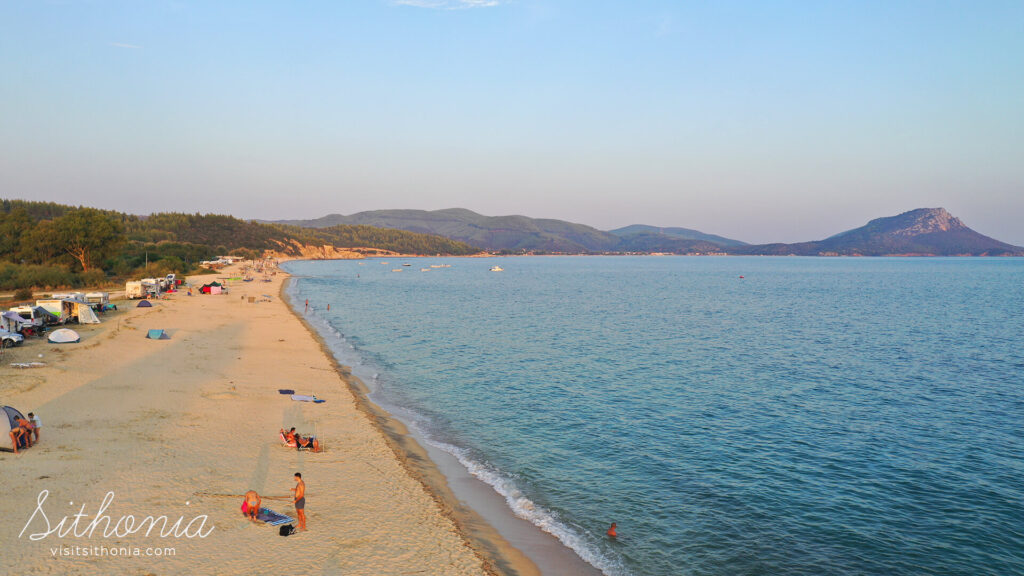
[0,200,479,290]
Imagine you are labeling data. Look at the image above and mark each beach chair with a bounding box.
[279,432,297,448]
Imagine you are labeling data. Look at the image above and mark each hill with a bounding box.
[734,208,1023,256]
[271,208,747,253]
[0,200,480,290]
[609,224,747,247]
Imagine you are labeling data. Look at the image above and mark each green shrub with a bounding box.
[13,287,33,301]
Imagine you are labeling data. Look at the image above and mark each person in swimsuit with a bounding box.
[292,472,307,531]
[243,490,262,522]
[16,417,34,448]
[9,425,25,454]
[294,433,321,452]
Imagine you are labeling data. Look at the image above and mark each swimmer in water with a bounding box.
[607,522,617,538]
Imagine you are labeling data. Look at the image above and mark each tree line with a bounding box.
[0,199,479,290]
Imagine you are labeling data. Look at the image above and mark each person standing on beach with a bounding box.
[292,473,307,531]
[28,412,41,442]
[305,299,309,313]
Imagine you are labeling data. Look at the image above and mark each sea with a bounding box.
[283,256,1024,576]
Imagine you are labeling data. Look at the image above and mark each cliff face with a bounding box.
[262,239,403,260]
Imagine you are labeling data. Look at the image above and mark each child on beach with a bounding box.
[28,412,40,442]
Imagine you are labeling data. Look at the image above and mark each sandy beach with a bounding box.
[0,265,537,575]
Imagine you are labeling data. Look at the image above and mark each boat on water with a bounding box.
[392,269,403,272]
[490,266,504,272]
[403,263,411,267]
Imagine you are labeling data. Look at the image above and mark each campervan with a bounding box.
[141,278,162,295]
[9,306,45,327]
[35,299,73,320]
[85,292,110,309]
[50,292,86,301]
[125,281,145,299]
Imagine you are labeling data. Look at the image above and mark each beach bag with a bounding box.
[279,524,295,537]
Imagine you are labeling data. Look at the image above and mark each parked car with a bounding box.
[1,329,25,348]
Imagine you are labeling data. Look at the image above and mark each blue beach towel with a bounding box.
[278,389,295,395]
[291,395,325,403]
[257,508,294,526]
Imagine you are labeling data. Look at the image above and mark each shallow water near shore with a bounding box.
[284,256,1024,576]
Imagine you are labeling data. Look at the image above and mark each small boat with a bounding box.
[392,269,403,272]
[421,268,430,272]
[490,266,504,272]
[402,263,411,267]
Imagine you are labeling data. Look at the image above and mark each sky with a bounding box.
[1,1,1022,244]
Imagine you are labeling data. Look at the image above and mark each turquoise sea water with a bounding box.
[284,256,1024,576]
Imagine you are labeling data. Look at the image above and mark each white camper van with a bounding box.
[85,292,110,306]
[125,281,145,299]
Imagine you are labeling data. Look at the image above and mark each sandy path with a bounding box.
[0,267,498,575]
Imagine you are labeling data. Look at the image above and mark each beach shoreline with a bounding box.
[281,260,606,576]
[0,263,516,575]
[279,274,543,576]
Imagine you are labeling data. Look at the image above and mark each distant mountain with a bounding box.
[272,208,623,252]
[271,208,746,253]
[609,224,747,247]
[735,208,1023,256]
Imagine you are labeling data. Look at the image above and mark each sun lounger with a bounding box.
[279,432,297,448]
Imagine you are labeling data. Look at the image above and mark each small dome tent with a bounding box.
[136,300,153,308]
[48,328,80,344]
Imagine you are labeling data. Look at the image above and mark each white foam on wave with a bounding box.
[420,435,627,576]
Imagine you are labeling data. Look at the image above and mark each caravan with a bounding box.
[85,292,110,311]
[125,281,145,299]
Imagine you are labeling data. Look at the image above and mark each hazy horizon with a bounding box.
[2,1,1022,245]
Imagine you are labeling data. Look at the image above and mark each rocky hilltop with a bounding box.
[736,208,1023,256]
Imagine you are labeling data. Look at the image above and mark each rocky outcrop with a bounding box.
[262,239,404,261]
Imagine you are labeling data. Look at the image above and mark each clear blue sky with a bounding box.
[2,0,1022,244]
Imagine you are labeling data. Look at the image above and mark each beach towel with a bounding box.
[290,395,325,403]
[278,389,295,395]
[257,508,294,526]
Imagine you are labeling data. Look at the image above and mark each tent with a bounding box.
[75,303,100,324]
[2,406,26,431]
[48,328,80,344]
[146,329,170,340]
[2,406,30,451]
[136,300,153,308]
[200,282,223,294]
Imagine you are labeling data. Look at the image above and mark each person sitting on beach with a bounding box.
[281,428,297,446]
[294,431,321,452]
[242,490,262,522]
